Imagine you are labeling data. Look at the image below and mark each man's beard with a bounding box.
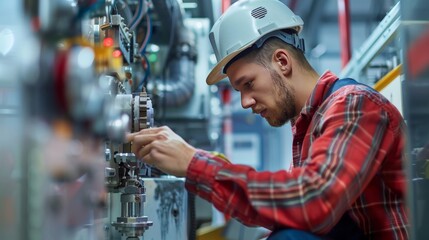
[266,69,297,127]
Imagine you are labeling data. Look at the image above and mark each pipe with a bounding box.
[148,26,197,107]
[338,0,351,68]
[146,0,197,107]
[373,64,402,92]
[154,55,196,107]
[222,0,231,13]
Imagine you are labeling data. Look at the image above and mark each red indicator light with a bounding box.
[112,49,122,58]
[103,37,114,47]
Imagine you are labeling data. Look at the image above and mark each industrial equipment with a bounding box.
[0,0,219,239]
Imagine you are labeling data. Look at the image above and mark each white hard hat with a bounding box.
[206,0,304,85]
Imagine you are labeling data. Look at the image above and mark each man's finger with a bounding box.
[133,134,159,146]
[138,127,165,135]
[125,132,137,143]
[137,144,156,166]
[126,127,165,143]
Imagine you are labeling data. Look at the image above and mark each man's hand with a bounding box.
[126,126,197,177]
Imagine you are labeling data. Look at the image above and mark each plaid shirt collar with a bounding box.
[292,70,338,135]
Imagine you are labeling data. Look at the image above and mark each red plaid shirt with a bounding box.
[185,71,409,239]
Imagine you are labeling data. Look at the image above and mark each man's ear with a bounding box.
[273,49,292,76]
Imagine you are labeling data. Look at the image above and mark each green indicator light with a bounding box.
[148,54,157,62]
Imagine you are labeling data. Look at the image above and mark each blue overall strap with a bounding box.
[322,78,368,102]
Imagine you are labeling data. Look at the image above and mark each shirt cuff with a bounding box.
[185,149,229,198]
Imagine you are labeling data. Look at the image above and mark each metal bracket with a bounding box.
[340,2,401,83]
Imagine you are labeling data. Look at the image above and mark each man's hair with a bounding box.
[242,33,313,71]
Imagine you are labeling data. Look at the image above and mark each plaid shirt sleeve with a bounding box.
[185,90,401,235]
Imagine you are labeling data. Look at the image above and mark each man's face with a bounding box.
[226,58,297,127]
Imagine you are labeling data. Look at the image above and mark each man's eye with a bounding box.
[245,81,253,88]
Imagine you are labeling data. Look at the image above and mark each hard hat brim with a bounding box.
[206,44,252,85]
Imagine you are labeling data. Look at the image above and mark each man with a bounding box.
[127,0,409,239]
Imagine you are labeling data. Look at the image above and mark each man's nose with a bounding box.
[241,93,255,109]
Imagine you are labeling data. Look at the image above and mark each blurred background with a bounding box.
[0,0,428,239]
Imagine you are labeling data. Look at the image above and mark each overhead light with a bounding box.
[147,44,160,53]
[182,2,198,9]
[0,28,14,56]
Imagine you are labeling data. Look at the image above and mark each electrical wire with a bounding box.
[138,53,151,91]
[116,0,133,25]
[166,0,178,60]
[129,0,142,26]
[134,9,153,92]
[130,0,146,31]
[111,2,119,15]
[139,13,152,54]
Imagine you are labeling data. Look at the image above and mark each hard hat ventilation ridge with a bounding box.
[251,7,267,19]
